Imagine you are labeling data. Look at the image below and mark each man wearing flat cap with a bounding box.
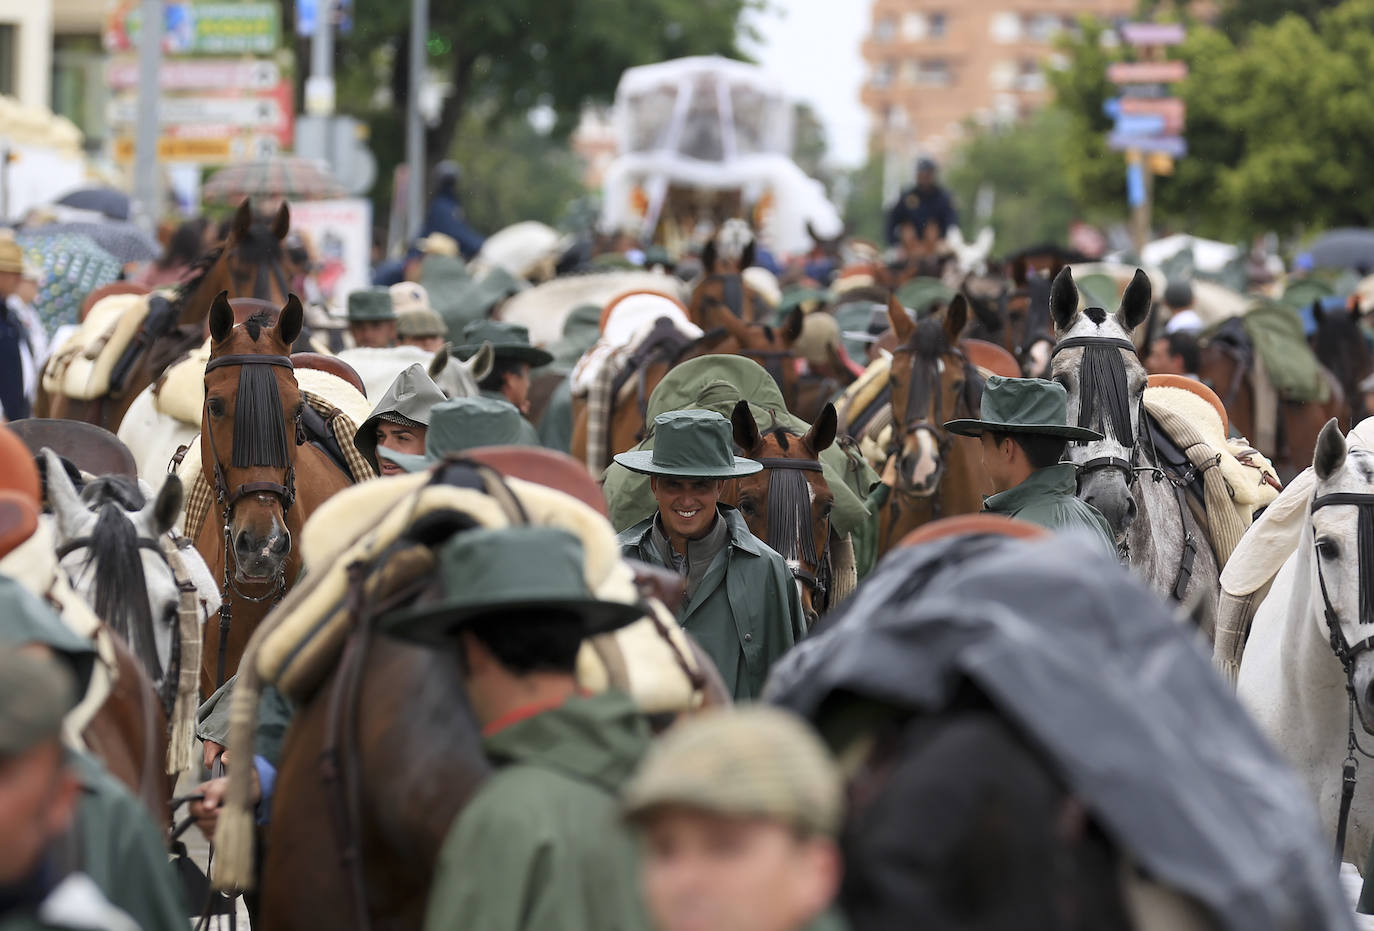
[345,286,397,349]
[946,375,1114,549]
[624,706,848,931]
[0,576,186,931]
[616,410,806,700]
[382,525,653,931]
[354,363,447,477]
[390,282,449,353]
[455,319,550,443]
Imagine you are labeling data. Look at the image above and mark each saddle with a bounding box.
[42,294,150,401]
[609,317,695,413]
[7,419,138,480]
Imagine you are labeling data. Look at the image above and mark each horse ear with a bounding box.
[782,307,804,345]
[701,239,718,275]
[731,399,761,453]
[1314,418,1348,480]
[740,239,756,270]
[231,199,253,241]
[209,290,234,342]
[1349,295,1362,319]
[272,202,290,240]
[804,403,838,455]
[806,221,821,246]
[276,294,304,347]
[1049,267,1079,334]
[1117,268,1152,333]
[148,474,183,537]
[887,293,915,342]
[428,347,450,380]
[1312,299,1324,324]
[944,294,968,344]
[466,341,495,382]
[39,448,84,539]
[1011,255,1029,287]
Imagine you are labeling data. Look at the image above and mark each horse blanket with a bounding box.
[41,294,149,401]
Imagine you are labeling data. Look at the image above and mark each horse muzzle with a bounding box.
[1076,468,1137,539]
[898,427,945,497]
[232,524,291,581]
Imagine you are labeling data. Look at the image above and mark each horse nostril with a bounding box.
[269,531,291,556]
[1123,498,1138,524]
[234,532,255,557]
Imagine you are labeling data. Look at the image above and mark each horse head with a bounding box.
[693,303,804,405]
[428,341,495,398]
[1312,297,1373,423]
[728,400,837,628]
[202,290,305,585]
[886,293,977,497]
[43,448,184,689]
[965,258,1056,378]
[1311,419,1374,733]
[1049,266,1152,542]
[177,199,299,325]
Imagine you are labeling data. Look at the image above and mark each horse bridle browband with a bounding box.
[203,351,298,686]
[1311,491,1374,863]
[1049,336,1145,486]
[754,455,833,602]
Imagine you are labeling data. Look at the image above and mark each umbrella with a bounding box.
[202,157,346,205]
[14,231,123,332]
[1307,228,1374,271]
[54,186,132,221]
[26,221,160,264]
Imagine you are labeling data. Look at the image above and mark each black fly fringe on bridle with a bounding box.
[766,467,818,566]
[1358,504,1374,624]
[232,364,291,468]
[88,502,161,680]
[1077,345,1135,447]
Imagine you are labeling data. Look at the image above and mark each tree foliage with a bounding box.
[1048,0,1374,240]
[1214,0,1347,37]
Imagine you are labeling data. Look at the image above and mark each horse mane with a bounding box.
[171,217,286,317]
[242,308,276,342]
[83,495,160,679]
[171,244,224,313]
[763,425,793,453]
[232,361,292,468]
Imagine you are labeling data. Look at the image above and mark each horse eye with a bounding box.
[1317,538,1340,560]
[207,398,226,417]
[738,498,757,517]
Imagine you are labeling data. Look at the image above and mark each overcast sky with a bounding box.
[742,0,874,168]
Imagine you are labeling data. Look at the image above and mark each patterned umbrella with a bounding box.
[26,221,160,263]
[55,186,132,221]
[14,231,123,332]
[202,157,346,205]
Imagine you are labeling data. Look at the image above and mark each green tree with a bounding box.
[792,102,829,181]
[842,152,886,244]
[945,109,1087,254]
[1214,0,1347,37]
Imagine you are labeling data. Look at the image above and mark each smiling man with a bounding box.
[353,363,447,476]
[616,410,805,700]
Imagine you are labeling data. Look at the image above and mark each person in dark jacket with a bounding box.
[885,158,958,246]
[422,162,485,259]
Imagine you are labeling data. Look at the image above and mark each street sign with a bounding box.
[107,94,286,129]
[1120,22,1186,47]
[1127,161,1147,208]
[1103,98,1121,119]
[105,57,281,91]
[113,136,233,163]
[1120,97,1185,134]
[1114,113,1166,136]
[105,2,281,55]
[1107,61,1188,84]
[1108,132,1187,158]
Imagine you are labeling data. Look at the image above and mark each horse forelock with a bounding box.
[1053,313,1141,451]
[81,474,146,512]
[231,362,292,469]
[242,308,276,342]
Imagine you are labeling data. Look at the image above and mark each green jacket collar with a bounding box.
[624,505,766,559]
[482,690,649,794]
[984,463,1078,515]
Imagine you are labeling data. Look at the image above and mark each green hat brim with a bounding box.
[453,343,554,367]
[382,594,645,647]
[612,450,763,479]
[377,447,435,473]
[944,418,1104,441]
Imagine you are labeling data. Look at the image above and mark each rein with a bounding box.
[1311,492,1374,863]
[203,352,297,687]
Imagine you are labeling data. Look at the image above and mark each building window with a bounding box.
[901,12,927,41]
[1015,59,1046,92]
[52,34,106,150]
[0,25,14,98]
[1024,13,1062,42]
[915,59,951,87]
[872,60,895,89]
[929,12,947,38]
[989,12,1021,43]
[874,15,896,42]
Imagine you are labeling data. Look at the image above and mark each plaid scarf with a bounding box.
[182,391,373,542]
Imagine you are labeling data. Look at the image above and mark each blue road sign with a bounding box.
[1104,98,1121,119]
[1127,162,1147,207]
[1108,132,1187,158]
[1115,113,1167,136]
[297,0,317,36]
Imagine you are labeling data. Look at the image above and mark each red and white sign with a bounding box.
[1108,61,1188,84]
[290,199,373,311]
[1120,97,1186,135]
[1119,23,1186,47]
[105,57,281,91]
[106,80,294,148]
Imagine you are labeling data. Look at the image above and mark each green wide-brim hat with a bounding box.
[945,374,1104,441]
[379,395,533,473]
[380,526,645,645]
[453,319,553,367]
[613,409,762,479]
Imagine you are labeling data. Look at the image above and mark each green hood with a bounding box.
[354,363,448,472]
[0,574,97,696]
[601,355,878,536]
[484,690,649,794]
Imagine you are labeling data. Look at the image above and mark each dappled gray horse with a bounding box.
[1048,268,1219,635]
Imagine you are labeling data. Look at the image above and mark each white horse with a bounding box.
[336,343,492,402]
[1239,419,1374,869]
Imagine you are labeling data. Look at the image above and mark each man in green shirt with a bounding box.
[946,375,1115,550]
[377,395,537,473]
[616,410,806,700]
[381,525,653,931]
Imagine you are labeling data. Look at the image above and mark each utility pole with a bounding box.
[133,0,163,229]
[405,0,428,239]
[305,0,335,128]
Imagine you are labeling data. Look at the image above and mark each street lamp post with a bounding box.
[133,0,164,229]
[405,0,428,239]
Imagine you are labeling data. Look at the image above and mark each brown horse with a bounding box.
[38,200,298,433]
[728,400,837,628]
[963,257,1059,377]
[571,304,804,467]
[687,222,773,326]
[195,292,354,695]
[878,295,992,553]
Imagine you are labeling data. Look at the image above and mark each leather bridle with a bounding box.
[202,351,298,686]
[886,341,980,507]
[754,455,833,608]
[228,246,294,303]
[1049,336,1148,487]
